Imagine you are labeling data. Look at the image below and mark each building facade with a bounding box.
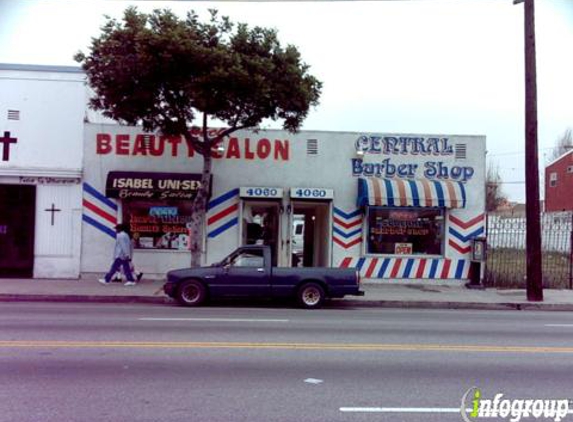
[0,64,85,278]
[545,150,573,212]
[82,124,486,284]
[1,63,486,283]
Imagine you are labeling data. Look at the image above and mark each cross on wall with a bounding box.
[44,203,61,226]
[0,131,17,161]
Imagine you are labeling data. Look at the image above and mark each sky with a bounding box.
[1,0,573,203]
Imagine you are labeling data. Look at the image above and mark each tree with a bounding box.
[75,7,322,267]
[485,161,507,212]
[549,128,573,161]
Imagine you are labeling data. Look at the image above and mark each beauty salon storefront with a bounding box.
[81,123,485,284]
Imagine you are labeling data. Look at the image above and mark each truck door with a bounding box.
[213,248,271,297]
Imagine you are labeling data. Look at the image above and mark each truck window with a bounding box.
[230,250,264,268]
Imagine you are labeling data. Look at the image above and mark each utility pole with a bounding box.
[515,0,543,301]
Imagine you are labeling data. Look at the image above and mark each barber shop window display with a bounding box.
[367,207,444,255]
[122,200,193,250]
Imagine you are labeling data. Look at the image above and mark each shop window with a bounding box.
[367,207,444,255]
[123,200,193,250]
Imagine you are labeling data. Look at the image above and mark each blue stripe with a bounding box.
[333,207,362,220]
[333,227,362,239]
[383,179,394,206]
[448,227,485,243]
[377,259,391,278]
[83,214,116,238]
[208,188,240,210]
[207,217,239,238]
[429,259,439,278]
[455,260,466,279]
[357,178,368,207]
[356,258,366,271]
[458,182,467,208]
[433,181,445,207]
[83,183,117,211]
[403,259,414,278]
[407,180,420,207]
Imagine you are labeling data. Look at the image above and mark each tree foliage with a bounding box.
[549,128,573,162]
[75,7,322,266]
[486,161,507,212]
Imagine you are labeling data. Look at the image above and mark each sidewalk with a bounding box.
[1,277,573,311]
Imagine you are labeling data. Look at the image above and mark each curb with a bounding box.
[0,294,170,305]
[1,294,573,311]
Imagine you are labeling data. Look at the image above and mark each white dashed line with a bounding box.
[138,317,290,323]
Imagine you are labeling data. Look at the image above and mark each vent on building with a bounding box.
[567,165,573,174]
[307,139,318,155]
[7,110,20,120]
[454,143,467,159]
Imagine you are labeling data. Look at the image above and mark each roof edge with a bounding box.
[0,63,83,73]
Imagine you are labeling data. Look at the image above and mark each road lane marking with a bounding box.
[340,407,573,415]
[304,378,324,384]
[340,407,467,413]
[138,318,290,323]
[2,341,573,353]
[545,324,573,327]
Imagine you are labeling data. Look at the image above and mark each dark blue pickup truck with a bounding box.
[164,245,364,309]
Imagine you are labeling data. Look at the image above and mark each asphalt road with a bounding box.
[1,302,573,422]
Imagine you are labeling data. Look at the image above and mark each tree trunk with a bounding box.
[189,144,212,267]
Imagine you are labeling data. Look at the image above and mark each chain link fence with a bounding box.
[485,212,573,289]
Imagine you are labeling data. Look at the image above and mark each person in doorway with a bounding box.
[99,223,137,286]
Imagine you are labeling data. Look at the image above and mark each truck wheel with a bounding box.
[297,282,325,309]
[177,280,206,307]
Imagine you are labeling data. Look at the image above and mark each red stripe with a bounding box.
[449,214,485,230]
[390,259,402,278]
[334,237,362,249]
[340,257,352,268]
[83,199,116,224]
[365,258,378,278]
[333,216,362,230]
[207,203,238,226]
[449,240,471,254]
[416,259,427,278]
[345,238,362,248]
[441,260,452,279]
[333,237,347,248]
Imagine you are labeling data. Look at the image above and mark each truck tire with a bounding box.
[177,280,207,307]
[297,282,325,309]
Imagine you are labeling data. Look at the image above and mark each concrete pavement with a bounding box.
[1,276,573,310]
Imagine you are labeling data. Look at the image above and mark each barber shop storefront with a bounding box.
[82,123,485,284]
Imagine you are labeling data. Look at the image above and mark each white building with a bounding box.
[0,64,85,278]
[82,124,486,284]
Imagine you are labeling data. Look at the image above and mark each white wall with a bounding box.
[0,64,85,278]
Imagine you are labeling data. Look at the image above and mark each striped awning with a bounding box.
[357,178,466,208]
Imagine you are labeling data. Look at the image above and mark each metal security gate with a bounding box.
[485,212,573,289]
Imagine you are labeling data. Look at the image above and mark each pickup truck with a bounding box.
[164,245,364,309]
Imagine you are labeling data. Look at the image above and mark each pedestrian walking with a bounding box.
[99,223,137,286]
[111,229,143,282]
